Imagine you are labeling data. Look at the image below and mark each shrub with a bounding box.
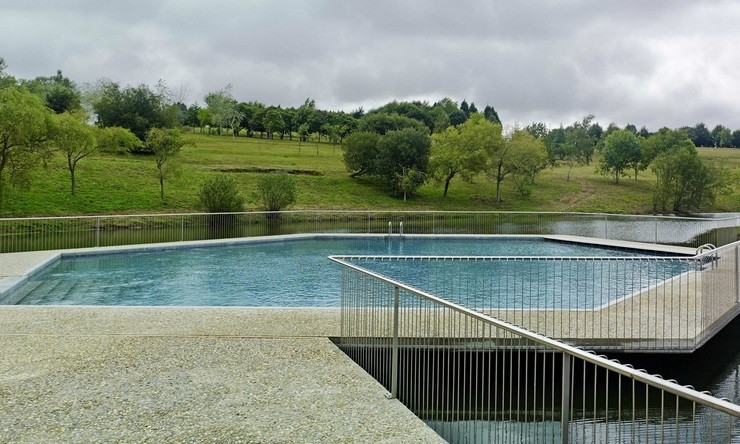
[199,175,245,213]
[255,173,296,214]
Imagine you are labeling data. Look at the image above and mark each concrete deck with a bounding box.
[0,248,445,443]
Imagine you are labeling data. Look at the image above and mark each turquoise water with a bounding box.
[7,237,688,307]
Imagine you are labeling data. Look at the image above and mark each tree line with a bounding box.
[0,57,733,213]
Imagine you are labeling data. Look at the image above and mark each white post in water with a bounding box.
[561,353,572,443]
[399,222,403,236]
[388,221,392,236]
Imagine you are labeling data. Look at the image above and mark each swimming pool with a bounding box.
[3,236,691,307]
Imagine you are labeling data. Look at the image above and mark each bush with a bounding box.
[199,175,245,213]
[255,173,296,214]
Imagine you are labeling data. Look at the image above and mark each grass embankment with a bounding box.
[2,132,739,217]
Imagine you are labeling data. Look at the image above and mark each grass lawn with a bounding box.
[2,132,738,217]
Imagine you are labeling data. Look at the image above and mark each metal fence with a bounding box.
[331,256,740,443]
[333,240,740,353]
[0,211,738,253]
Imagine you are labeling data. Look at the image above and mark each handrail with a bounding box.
[0,210,738,222]
[330,255,740,417]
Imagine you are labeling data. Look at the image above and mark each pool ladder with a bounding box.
[387,221,404,237]
[695,243,718,270]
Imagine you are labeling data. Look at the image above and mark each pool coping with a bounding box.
[0,233,697,305]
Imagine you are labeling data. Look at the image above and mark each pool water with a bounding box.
[6,237,687,307]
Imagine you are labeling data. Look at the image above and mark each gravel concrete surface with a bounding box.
[0,334,444,443]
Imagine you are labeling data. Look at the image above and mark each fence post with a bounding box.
[604,215,608,239]
[654,218,658,244]
[561,353,572,443]
[388,286,400,399]
[95,217,100,248]
[180,215,185,242]
[736,245,739,304]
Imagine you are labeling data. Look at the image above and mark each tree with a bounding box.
[640,128,694,169]
[448,109,467,126]
[204,85,241,137]
[91,80,176,146]
[483,105,501,124]
[96,126,141,153]
[731,130,740,148]
[395,167,426,201]
[199,175,244,213]
[460,99,470,117]
[430,115,490,197]
[23,70,81,114]
[197,108,212,134]
[651,145,726,213]
[51,111,97,195]
[711,125,732,147]
[0,86,53,202]
[374,128,431,197]
[686,123,713,147]
[255,173,296,216]
[146,128,193,199]
[356,113,427,135]
[506,131,548,197]
[0,58,16,89]
[597,130,641,183]
[297,123,310,152]
[263,109,285,139]
[563,115,597,180]
[430,107,450,133]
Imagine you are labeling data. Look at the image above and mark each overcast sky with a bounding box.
[1,0,739,129]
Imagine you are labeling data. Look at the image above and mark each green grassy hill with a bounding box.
[2,132,738,217]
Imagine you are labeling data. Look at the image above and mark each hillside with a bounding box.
[2,132,738,217]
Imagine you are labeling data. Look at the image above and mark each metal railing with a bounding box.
[330,256,740,443]
[334,240,740,353]
[0,211,738,253]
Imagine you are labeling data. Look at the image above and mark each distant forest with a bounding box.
[2,59,739,151]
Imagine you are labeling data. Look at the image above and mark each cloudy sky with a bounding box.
[1,0,739,129]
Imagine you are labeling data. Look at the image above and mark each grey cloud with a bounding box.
[1,0,739,128]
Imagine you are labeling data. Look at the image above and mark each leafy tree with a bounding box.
[637,126,651,138]
[624,123,637,134]
[199,175,244,213]
[255,173,296,216]
[711,125,732,147]
[250,107,267,137]
[651,145,726,213]
[197,108,212,134]
[96,126,141,153]
[146,128,193,199]
[357,113,427,135]
[587,123,604,141]
[430,115,490,197]
[524,122,549,139]
[686,122,714,147]
[92,80,176,145]
[297,123,310,152]
[731,130,740,148]
[204,85,242,137]
[395,167,426,201]
[448,109,467,126]
[460,99,470,117]
[183,104,200,127]
[23,70,82,114]
[640,128,694,169]
[468,102,478,114]
[0,86,53,202]
[430,107,450,133]
[563,115,596,180]
[375,128,431,197]
[263,109,285,139]
[0,58,16,89]
[342,131,380,178]
[506,131,548,197]
[597,130,641,183]
[433,97,459,116]
[369,101,434,132]
[483,105,501,124]
[51,111,97,195]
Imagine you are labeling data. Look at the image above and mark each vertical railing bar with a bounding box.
[561,353,572,444]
